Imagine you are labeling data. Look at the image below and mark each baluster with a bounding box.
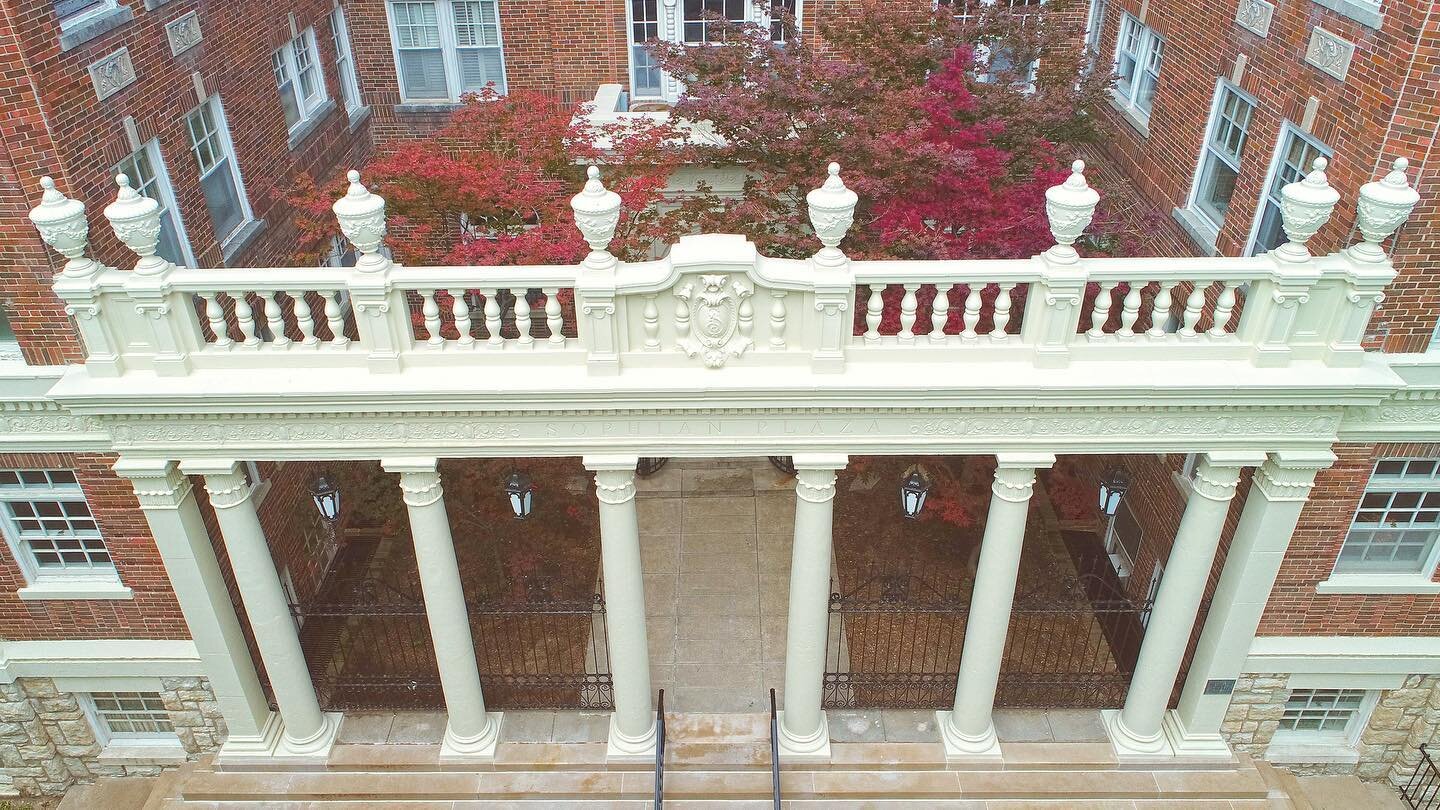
[1118,283,1142,338]
[675,296,691,345]
[642,294,661,351]
[422,289,443,346]
[237,292,260,347]
[543,287,565,345]
[515,288,534,346]
[205,295,232,349]
[739,294,754,343]
[930,283,951,344]
[864,285,884,344]
[324,293,349,348]
[449,288,474,347]
[484,288,503,346]
[265,291,289,347]
[770,290,787,350]
[291,290,318,346]
[1180,280,1210,338]
[991,283,1012,340]
[1209,282,1239,337]
[899,284,920,344]
[1088,282,1116,337]
[1147,282,1173,337]
[961,285,982,341]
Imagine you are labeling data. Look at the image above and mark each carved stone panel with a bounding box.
[1235,0,1274,37]
[88,48,136,102]
[167,11,203,56]
[674,274,755,368]
[1305,27,1355,81]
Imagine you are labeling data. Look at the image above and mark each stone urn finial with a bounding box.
[1350,157,1421,262]
[806,163,858,257]
[29,176,94,275]
[1044,159,1101,262]
[570,165,623,254]
[332,170,388,262]
[104,173,165,273]
[1277,157,1341,261]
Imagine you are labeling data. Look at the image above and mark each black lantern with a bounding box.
[1099,466,1131,517]
[505,472,535,520]
[310,473,341,523]
[900,465,932,520]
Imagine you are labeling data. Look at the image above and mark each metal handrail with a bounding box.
[1403,742,1439,810]
[769,688,781,808]
[654,689,667,808]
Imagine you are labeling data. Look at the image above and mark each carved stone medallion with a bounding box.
[674,274,754,368]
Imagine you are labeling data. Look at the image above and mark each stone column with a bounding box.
[584,455,655,760]
[778,454,847,761]
[1107,452,1261,759]
[1168,450,1332,756]
[938,453,1054,759]
[383,458,501,762]
[113,458,273,757]
[181,460,339,761]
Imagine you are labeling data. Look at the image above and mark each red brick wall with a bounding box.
[1259,442,1440,636]
[1092,0,1439,346]
[0,452,185,639]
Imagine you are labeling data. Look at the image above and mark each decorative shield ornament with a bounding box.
[674,274,754,368]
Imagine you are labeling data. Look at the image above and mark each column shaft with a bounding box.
[386,458,499,760]
[586,455,655,759]
[778,454,847,760]
[185,461,334,757]
[1110,453,1255,756]
[940,454,1052,758]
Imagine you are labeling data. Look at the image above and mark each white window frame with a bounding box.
[1265,688,1377,764]
[114,140,196,268]
[1319,458,1440,594]
[1103,499,1141,579]
[274,27,330,137]
[1111,13,1163,128]
[330,5,365,117]
[0,469,130,600]
[627,1,801,103]
[79,691,180,748]
[681,0,750,44]
[1084,0,1107,54]
[1244,122,1332,257]
[385,0,508,104]
[185,97,255,248]
[1185,80,1256,235]
[0,305,20,364]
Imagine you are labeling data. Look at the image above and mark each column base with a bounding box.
[606,712,658,763]
[776,710,831,763]
[439,712,504,763]
[1102,709,1173,763]
[217,712,341,768]
[1161,711,1236,763]
[935,710,1003,762]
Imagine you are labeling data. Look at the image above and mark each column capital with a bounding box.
[583,454,640,472]
[991,466,1038,503]
[113,458,193,510]
[180,460,251,510]
[1254,449,1336,502]
[1190,454,1250,503]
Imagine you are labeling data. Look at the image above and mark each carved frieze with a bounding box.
[1305,27,1355,81]
[1235,0,1274,37]
[88,48,136,102]
[166,11,203,56]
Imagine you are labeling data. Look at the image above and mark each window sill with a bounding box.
[142,0,181,9]
[1316,573,1440,594]
[97,741,186,765]
[347,105,373,131]
[1309,0,1382,29]
[394,101,463,115]
[1264,738,1361,765]
[1106,92,1151,138]
[17,579,133,601]
[286,99,337,151]
[59,6,134,52]
[1171,207,1222,256]
[220,219,267,265]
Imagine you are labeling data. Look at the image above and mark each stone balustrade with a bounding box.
[26,157,1419,380]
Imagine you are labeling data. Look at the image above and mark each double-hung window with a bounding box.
[1333,459,1440,578]
[388,1,506,102]
[82,692,178,746]
[683,0,747,43]
[629,0,663,97]
[0,469,120,594]
[1248,125,1330,256]
[1189,82,1256,230]
[274,28,329,136]
[186,98,253,246]
[115,141,193,267]
[1113,14,1162,124]
[330,7,365,116]
[1084,0,1107,55]
[768,0,799,43]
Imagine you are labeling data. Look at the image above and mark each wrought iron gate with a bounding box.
[295,569,613,712]
[822,556,1164,710]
